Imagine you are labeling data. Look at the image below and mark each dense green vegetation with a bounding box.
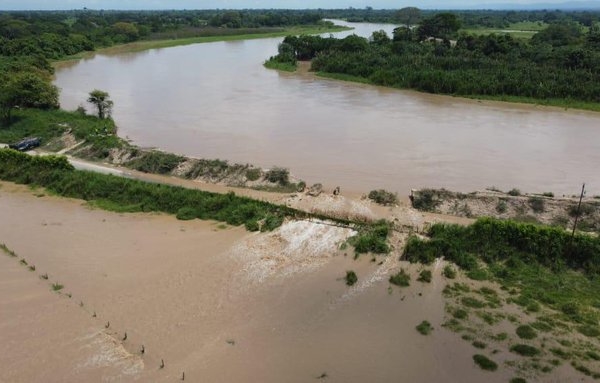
[0,148,296,230]
[268,11,600,109]
[0,10,335,60]
[348,220,391,254]
[404,218,600,274]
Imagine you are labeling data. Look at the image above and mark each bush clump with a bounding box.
[125,151,184,174]
[508,188,522,196]
[417,269,432,283]
[416,320,433,335]
[345,270,358,286]
[473,354,498,371]
[389,269,410,287]
[411,189,443,211]
[443,265,457,279]
[528,197,545,213]
[264,167,289,185]
[349,220,391,254]
[245,168,261,181]
[516,325,537,340]
[496,200,508,213]
[453,308,468,319]
[510,344,541,357]
[368,189,398,205]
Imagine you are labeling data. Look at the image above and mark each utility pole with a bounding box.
[571,183,586,238]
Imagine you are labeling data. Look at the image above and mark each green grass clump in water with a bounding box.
[345,271,358,286]
[389,269,410,287]
[473,354,498,371]
[416,320,433,335]
[417,269,432,283]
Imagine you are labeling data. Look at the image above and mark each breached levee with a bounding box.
[230,220,356,283]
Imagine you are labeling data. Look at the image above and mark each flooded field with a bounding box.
[0,183,506,382]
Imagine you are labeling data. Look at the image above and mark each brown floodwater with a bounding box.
[0,184,517,382]
[53,20,600,195]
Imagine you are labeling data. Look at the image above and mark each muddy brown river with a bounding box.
[54,20,600,195]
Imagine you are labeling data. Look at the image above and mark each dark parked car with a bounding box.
[8,137,41,151]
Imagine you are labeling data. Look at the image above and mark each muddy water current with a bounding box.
[54,20,600,195]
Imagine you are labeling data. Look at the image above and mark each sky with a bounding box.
[0,0,598,10]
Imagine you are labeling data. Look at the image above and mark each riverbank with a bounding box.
[312,71,600,113]
[54,24,352,64]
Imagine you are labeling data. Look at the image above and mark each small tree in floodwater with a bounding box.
[87,89,113,119]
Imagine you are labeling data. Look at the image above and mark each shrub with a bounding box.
[473,354,498,371]
[416,320,433,335]
[510,344,541,357]
[349,220,390,254]
[389,269,410,287]
[418,269,432,283]
[443,265,457,279]
[586,351,600,361]
[578,325,600,337]
[52,283,64,291]
[510,378,527,383]
[569,203,597,217]
[453,308,468,319]
[245,168,261,181]
[496,200,508,213]
[516,325,537,340]
[345,271,358,286]
[368,189,398,205]
[472,340,487,349]
[528,197,545,213]
[508,188,521,196]
[125,151,184,174]
[461,297,486,308]
[411,189,442,211]
[264,167,289,185]
[542,192,554,198]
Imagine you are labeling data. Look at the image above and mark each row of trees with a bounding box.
[0,9,333,59]
[269,14,600,103]
[320,7,600,28]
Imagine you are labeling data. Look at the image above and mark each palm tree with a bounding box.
[87,89,113,119]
